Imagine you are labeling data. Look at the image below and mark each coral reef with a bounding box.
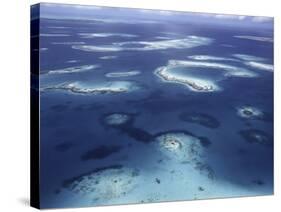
[62,165,140,202]
[239,129,273,146]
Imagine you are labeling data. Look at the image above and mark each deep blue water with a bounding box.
[37,11,273,209]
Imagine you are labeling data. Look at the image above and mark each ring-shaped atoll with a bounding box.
[154,132,203,163]
[237,106,264,119]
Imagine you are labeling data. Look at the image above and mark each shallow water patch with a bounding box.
[61,165,140,202]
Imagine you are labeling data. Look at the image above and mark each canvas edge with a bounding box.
[30,3,41,209]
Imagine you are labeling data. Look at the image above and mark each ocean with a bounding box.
[35,7,273,208]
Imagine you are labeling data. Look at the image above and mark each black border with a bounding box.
[30,3,40,209]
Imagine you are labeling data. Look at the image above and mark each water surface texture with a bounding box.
[36,3,273,209]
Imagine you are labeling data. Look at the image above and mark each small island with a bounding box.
[104,113,131,126]
[155,66,218,92]
[47,65,99,74]
[237,106,263,119]
[105,70,141,78]
[43,81,138,95]
[154,132,203,162]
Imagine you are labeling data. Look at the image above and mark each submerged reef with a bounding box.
[72,36,213,52]
[237,106,272,122]
[43,81,138,95]
[103,113,212,146]
[62,165,140,202]
[179,112,220,129]
[52,42,86,45]
[78,33,138,38]
[40,33,70,37]
[237,106,264,119]
[167,60,257,77]
[81,145,122,161]
[244,61,274,72]
[46,65,99,75]
[233,35,273,43]
[153,132,204,163]
[99,56,118,60]
[103,113,132,126]
[103,112,153,143]
[187,55,238,62]
[152,131,214,179]
[105,70,141,78]
[232,54,266,62]
[239,129,273,146]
